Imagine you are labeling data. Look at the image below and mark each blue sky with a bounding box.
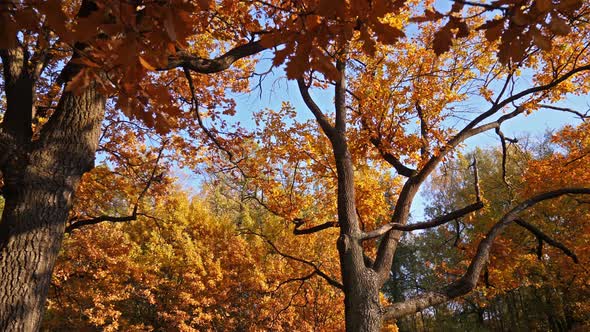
[174,60,587,224]
[200,55,588,222]
[177,3,590,221]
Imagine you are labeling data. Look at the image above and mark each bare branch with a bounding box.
[360,201,484,241]
[539,104,590,121]
[471,156,481,202]
[494,127,517,187]
[383,187,590,321]
[514,218,578,263]
[453,0,509,11]
[297,78,336,139]
[268,270,317,294]
[418,61,590,184]
[292,218,339,235]
[163,40,269,74]
[183,67,236,162]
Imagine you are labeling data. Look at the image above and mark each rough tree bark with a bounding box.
[0,47,106,330]
[0,19,269,329]
[299,60,387,331]
[334,136,383,332]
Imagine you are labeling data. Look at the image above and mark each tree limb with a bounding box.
[370,137,417,177]
[335,59,347,133]
[539,104,589,121]
[416,101,429,159]
[297,78,336,139]
[183,66,234,161]
[243,229,344,290]
[382,187,590,321]
[514,218,579,263]
[1,47,34,142]
[360,201,484,241]
[65,143,166,233]
[163,40,269,74]
[292,218,339,235]
[268,271,317,294]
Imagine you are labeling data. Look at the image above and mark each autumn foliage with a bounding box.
[45,186,345,331]
[409,122,590,329]
[1,0,590,331]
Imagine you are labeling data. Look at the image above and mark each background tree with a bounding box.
[388,129,590,330]
[44,182,346,331]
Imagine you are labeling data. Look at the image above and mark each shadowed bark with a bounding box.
[0,66,106,331]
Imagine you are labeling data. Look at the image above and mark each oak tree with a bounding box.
[1,0,589,330]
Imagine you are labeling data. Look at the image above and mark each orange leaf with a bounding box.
[531,29,552,51]
[549,16,571,35]
[139,56,157,71]
[535,0,553,12]
[372,22,405,45]
[479,19,504,42]
[433,26,452,55]
[164,9,177,41]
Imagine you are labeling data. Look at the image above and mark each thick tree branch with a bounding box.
[297,78,336,138]
[163,40,269,74]
[292,218,339,235]
[382,187,590,321]
[514,218,579,263]
[373,90,581,277]
[416,101,429,159]
[335,59,347,133]
[65,214,138,233]
[360,201,484,241]
[370,137,417,177]
[1,47,34,142]
[372,155,482,278]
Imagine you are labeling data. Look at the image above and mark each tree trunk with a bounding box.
[343,273,383,332]
[332,134,384,332]
[0,82,105,331]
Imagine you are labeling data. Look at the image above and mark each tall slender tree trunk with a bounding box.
[0,79,105,330]
[332,134,384,332]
